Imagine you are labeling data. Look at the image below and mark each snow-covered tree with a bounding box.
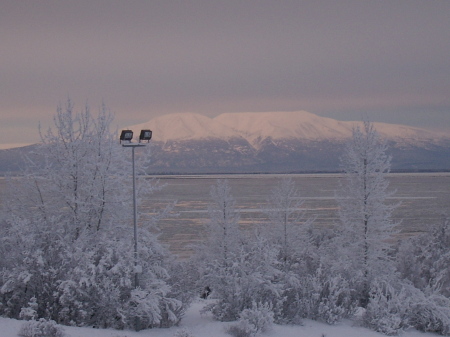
[1,100,126,320]
[259,177,319,323]
[264,177,314,271]
[196,180,280,322]
[334,121,398,307]
[0,99,181,329]
[330,122,450,334]
[197,179,243,320]
[3,99,130,240]
[203,179,241,268]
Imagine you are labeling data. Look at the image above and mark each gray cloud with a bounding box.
[1,0,449,145]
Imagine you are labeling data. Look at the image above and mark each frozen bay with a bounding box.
[144,173,450,258]
[2,172,449,259]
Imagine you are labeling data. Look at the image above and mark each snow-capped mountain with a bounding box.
[217,111,447,143]
[1,111,449,174]
[130,112,242,142]
[123,111,450,173]
[215,111,352,144]
[130,111,447,147]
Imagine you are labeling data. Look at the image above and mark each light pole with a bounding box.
[120,129,152,290]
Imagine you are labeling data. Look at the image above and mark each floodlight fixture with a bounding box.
[120,130,133,143]
[139,129,152,142]
[119,127,153,326]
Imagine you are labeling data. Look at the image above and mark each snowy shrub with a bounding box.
[299,268,356,325]
[124,287,182,329]
[240,302,274,334]
[307,272,356,324]
[173,328,196,337]
[18,318,65,337]
[227,302,274,337]
[0,224,69,321]
[57,240,136,329]
[204,296,238,322]
[409,290,450,335]
[397,220,450,335]
[397,218,450,298]
[227,319,257,337]
[274,271,304,324]
[19,297,38,321]
[200,245,280,323]
[363,279,450,336]
[60,235,184,330]
[362,280,410,335]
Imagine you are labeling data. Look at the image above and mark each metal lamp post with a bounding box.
[120,129,152,290]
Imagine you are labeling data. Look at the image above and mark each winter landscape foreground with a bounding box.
[0,301,441,337]
[2,101,450,337]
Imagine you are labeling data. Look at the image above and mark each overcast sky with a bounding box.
[1,0,449,148]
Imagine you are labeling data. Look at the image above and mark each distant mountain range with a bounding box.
[1,111,450,174]
[130,111,450,173]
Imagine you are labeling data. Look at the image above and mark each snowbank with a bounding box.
[0,301,439,337]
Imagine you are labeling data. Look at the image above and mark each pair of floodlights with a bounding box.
[119,129,152,144]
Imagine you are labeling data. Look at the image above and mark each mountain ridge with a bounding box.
[125,111,450,173]
[130,111,448,148]
[1,111,449,174]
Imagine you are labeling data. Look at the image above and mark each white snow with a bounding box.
[215,111,357,147]
[0,301,440,337]
[127,111,449,146]
[129,113,241,142]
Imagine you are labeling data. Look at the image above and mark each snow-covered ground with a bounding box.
[0,301,439,337]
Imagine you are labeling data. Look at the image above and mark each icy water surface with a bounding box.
[143,173,450,258]
[1,173,449,258]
